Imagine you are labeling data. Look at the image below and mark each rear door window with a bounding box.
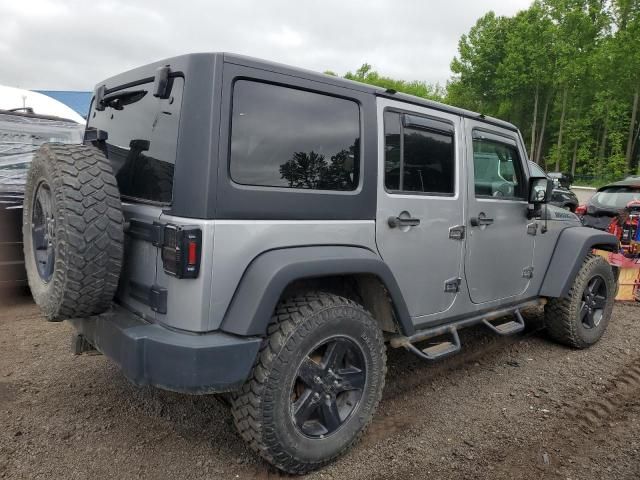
[88,78,184,204]
[229,80,360,191]
[383,111,455,195]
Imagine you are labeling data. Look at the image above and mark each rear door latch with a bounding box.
[449,225,465,240]
[444,277,462,293]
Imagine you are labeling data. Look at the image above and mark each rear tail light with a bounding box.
[575,204,587,215]
[161,224,202,279]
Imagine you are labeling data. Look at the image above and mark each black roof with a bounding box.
[96,52,520,133]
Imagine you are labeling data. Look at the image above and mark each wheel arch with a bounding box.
[219,246,414,337]
[539,226,619,299]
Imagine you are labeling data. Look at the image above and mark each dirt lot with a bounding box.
[1,289,640,480]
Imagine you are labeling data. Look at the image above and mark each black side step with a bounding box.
[483,309,526,336]
[389,299,542,362]
[403,327,461,361]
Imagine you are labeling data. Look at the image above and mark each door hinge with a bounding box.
[449,225,465,240]
[125,219,165,246]
[522,266,534,279]
[444,277,462,293]
[527,222,538,236]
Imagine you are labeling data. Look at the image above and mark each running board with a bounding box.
[404,327,461,361]
[483,309,526,336]
[390,299,544,362]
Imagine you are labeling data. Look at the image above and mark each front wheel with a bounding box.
[545,254,615,348]
[231,293,386,474]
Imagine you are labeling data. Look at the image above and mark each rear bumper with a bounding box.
[70,305,262,394]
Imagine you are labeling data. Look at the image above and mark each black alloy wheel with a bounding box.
[580,275,607,329]
[31,181,56,282]
[291,336,366,438]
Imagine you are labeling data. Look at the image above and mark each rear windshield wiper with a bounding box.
[99,90,147,111]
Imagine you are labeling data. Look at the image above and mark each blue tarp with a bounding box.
[34,90,92,119]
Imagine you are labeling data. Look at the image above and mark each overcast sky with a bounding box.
[1,0,531,91]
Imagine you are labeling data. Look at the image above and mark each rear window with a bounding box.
[592,186,640,209]
[88,78,184,204]
[229,80,360,191]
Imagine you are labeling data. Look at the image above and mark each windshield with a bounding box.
[592,186,640,209]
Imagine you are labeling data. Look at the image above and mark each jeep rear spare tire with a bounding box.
[23,144,124,320]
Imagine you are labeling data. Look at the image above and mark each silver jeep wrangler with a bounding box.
[23,53,619,474]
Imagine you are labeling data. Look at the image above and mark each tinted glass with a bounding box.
[230,81,360,191]
[384,111,455,194]
[384,111,401,190]
[88,78,184,204]
[473,138,525,199]
[528,161,547,178]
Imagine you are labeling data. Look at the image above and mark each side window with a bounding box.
[230,80,360,191]
[528,161,547,178]
[472,136,525,199]
[384,111,455,195]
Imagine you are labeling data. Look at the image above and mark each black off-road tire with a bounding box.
[545,254,615,348]
[231,292,386,474]
[22,144,123,320]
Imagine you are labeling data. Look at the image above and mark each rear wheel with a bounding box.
[545,254,615,348]
[231,293,386,474]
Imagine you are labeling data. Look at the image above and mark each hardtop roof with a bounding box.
[222,53,518,132]
[95,52,519,132]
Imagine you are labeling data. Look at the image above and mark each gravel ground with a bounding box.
[1,288,640,479]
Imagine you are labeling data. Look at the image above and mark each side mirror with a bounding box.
[528,176,553,204]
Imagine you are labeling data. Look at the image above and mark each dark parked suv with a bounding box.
[578,178,640,230]
[528,162,579,212]
[22,53,618,474]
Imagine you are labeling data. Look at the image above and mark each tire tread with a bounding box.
[231,292,386,474]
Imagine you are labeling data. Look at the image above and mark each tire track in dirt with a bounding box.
[567,356,640,431]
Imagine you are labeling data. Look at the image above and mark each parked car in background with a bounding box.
[547,171,573,189]
[528,162,579,212]
[0,109,84,286]
[576,178,640,230]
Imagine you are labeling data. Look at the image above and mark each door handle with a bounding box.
[470,213,494,227]
[388,216,421,228]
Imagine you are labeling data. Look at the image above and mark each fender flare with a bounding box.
[219,246,414,337]
[539,226,619,298]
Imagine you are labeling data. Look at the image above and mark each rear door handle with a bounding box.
[388,216,421,228]
[470,213,494,227]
